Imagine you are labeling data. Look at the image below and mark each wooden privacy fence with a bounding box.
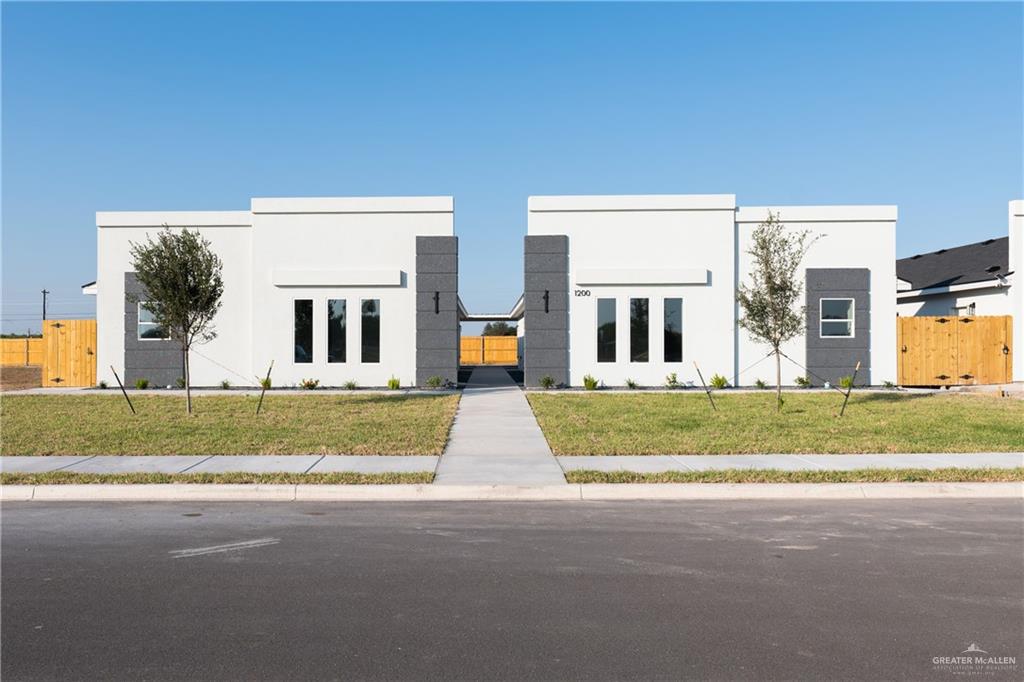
[460,335,519,366]
[898,315,1012,386]
[41,319,97,387]
[1,338,43,366]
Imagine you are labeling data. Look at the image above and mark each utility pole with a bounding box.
[41,289,49,321]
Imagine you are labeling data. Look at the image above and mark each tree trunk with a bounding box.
[775,349,782,412]
[184,343,192,415]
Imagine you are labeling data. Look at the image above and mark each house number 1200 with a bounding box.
[574,289,591,297]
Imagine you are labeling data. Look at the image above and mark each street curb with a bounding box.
[2,482,1021,502]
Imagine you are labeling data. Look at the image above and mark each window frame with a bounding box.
[360,298,381,364]
[819,298,855,339]
[293,298,314,365]
[629,297,649,363]
[137,302,170,341]
[326,298,347,364]
[596,297,616,363]
[663,297,683,363]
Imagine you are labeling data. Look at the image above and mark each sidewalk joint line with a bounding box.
[791,455,823,470]
[304,455,326,474]
[178,455,215,473]
[667,455,698,472]
[53,455,97,472]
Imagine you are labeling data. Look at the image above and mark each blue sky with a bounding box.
[2,1,1022,333]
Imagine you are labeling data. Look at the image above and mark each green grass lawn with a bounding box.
[0,394,459,455]
[564,467,1024,483]
[527,392,1024,455]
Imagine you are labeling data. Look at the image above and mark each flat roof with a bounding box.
[251,196,453,214]
[528,194,736,212]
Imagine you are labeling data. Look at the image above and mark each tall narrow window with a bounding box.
[820,298,854,338]
[597,298,616,363]
[327,299,346,363]
[361,299,380,363]
[630,298,649,362]
[664,298,682,362]
[294,299,313,363]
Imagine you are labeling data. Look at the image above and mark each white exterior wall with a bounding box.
[1011,200,1024,381]
[736,206,898,386]
[528,195,738,387]
[527,195,897,387]
[249,197,453,387]
[96,197,453,387]
[896,286,1012,317]
[96,212,253,387]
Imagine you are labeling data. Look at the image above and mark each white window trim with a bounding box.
[292,297,314,366]
[326,298,347,364]
[819,298,855,339]
[360,298,382,365]
[663,297,684,364]
[137,302,170,341]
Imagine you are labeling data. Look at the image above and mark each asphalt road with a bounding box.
[2,500,1022,681]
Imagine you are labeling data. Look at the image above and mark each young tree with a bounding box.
[736,212,817,411]
[482,321,517,336]
[130,228,224,414]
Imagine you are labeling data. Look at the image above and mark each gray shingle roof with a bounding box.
[897,236,1009,291]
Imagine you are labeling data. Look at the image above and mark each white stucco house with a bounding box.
[521,194,898,388]
[86,192,903,389]
[88,196,460,388]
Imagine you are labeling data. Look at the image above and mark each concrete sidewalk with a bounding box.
[558,453,1024,472]
[0,455,438,475]
[434,366,566,485]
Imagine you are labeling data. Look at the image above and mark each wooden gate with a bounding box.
[41,319,97,387]
[898,315,1012,386]
[460,336,518,366]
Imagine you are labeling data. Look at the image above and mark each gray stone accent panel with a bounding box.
[805,268,871,387]
[124,272,183,387]
[416,236,459,386]
[524,235,569,387]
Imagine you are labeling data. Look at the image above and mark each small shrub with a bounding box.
[882,380,896,389]
[220,379,231,390]
[175,377,186,389]
[344,380,358,390]
[134,378,149,390]
[299,378,320,390]
[582,374,599,390]
[665,372,680,389]
[387,376,401,390]
[794,375,811,388]
[709,373,729,389]
[539,375,556,390]
[259,377,272,390]
[625,378,639,389]
[754,378,768,390]
[98,380,109,389]
[838,375,854,389]
[425,375,443,389]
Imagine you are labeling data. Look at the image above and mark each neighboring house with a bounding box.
[897,237,1011,317]
[895,199,1023,382]
[522,194,897,388]
[85,197,460,388]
